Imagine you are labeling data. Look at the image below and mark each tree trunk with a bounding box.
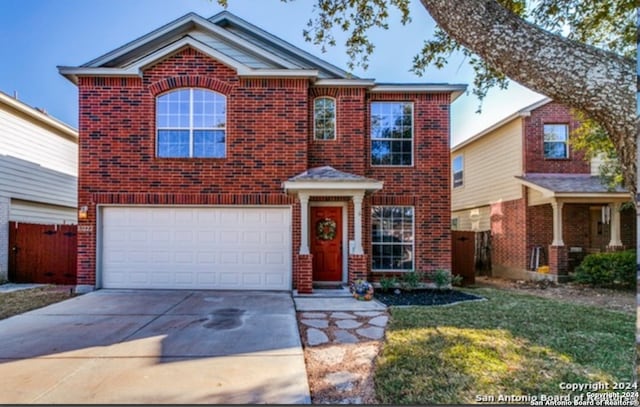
[420,0,637,198]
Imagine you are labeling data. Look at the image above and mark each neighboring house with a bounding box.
[58,11,466,293]
[451,98,635,281]
[0,91,78,282]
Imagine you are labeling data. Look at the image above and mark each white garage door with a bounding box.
[101,206,291,290]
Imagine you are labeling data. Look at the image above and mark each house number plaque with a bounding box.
[78,225,93,233]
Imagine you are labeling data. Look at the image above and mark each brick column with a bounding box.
[297,254,313,294]
[548,245,568,277]
[348,254,368,284]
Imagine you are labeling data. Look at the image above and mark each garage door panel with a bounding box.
[102,207,291,290]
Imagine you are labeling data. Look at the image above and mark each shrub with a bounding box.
[430,269,453,290]
[379,276,398,292]
[573,250,636,289]
[400,271,424,291]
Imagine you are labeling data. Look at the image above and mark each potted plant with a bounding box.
[350,279,374,301]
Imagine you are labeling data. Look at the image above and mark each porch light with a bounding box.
[78,205,88,220]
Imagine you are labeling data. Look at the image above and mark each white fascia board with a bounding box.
[0,92,78,139]
[369,84,468,103]
[313,79,376,87]
[283,181,384,193]
[555,192,631,200]
[58,66,140,85]
[85,13,298,71]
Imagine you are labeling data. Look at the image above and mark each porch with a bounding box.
[518,174,635,279]
[283,166,383,293]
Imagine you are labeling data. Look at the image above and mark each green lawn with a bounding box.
[374,288,635,404]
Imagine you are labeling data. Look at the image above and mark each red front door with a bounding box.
[310,206,343,281]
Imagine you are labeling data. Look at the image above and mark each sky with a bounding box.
[0,0,544,146]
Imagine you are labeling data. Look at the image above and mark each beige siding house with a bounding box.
[452,118,524,231]
[451,98,634,281]
[0,91,78,281]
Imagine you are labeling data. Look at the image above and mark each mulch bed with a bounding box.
[374,288,484,306]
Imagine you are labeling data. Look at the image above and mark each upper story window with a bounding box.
[156,88,226,158]
[371,102,413,166]
[452,155,464,188]
[543,124,569,159]
[314,97,336,140]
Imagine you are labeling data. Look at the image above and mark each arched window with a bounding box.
[313,97,336,140]
[156,88,226,158]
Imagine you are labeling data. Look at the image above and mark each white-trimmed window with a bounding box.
[371,206,414,271]
[314,97,336,140]
[371,102,413,166]
[543,124,569,159]
[156,88,226,158]
[452,155,464,188]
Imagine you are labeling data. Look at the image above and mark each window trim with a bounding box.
[156,87,227,158]
[452,154,464,188]
[370,101,414,167]
[313,96,337,141]
[543,123,569,160]
[371,205,415,272]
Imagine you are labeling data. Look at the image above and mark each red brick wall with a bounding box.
[562,204,591,248]
[308,88,366,174]
[526,203,552,252]
[491,198,528,272]
[523,102,589,174]
[76,47,454,288]
[367,93,452,274]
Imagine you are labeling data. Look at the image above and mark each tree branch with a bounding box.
[420,0,637,197]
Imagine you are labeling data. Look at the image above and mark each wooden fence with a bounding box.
[452,230,492,285]
[8,221,77,285]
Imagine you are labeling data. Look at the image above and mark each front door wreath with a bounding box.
[316,218,337,240]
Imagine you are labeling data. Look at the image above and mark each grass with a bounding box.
[374,287,635,404]
[0,286,75,320]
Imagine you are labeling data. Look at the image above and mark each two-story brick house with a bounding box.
[59,11,465,293]
[451,98,635,281]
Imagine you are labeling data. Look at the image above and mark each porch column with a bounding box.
[551,200,564,246]
[299,193,310,254]
[352,193,364,255]
[607,202,623,247]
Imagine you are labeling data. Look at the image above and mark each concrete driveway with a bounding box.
[0,289,310,404]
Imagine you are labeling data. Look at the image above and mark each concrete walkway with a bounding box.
[293,287,389,404]
[293,287,387,312]
[0,289,310,404]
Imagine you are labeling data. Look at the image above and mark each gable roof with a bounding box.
[452,97,551,152]
[59,11,347,83]
[58,11,467,100]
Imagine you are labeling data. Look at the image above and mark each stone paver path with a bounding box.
[296,310,389,404]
